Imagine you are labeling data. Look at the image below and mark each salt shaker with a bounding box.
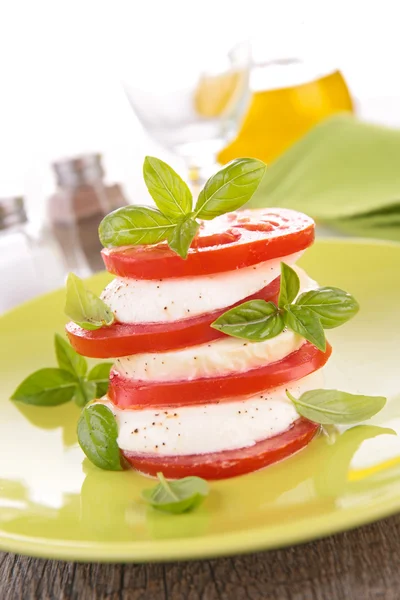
[48,154,128,277]
[0,196,65,313]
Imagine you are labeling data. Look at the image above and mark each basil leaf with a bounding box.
[143,156,192,217]
[168,215,200,259]
[99,205,175,248]
[295,286,360,329]
[211,300,284,341]
[194,158,267,219]
[77,404,122,471]
[11,368,77,406]
[73,380,97,407]
[88,362,113,397]
[278,262,300,308]
[284,305,326,351]
[65,273,114,331]
[54,333,87,378]
[142,472,209,514]
[287,389,386,425]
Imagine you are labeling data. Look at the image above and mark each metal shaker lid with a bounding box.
[52,153,104,188]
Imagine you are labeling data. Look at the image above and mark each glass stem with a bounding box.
[185,159,219,199]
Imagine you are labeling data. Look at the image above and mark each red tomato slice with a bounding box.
[65,277,280,358]
[109,342,332,409]
[102,209,314,279]
[122,418,319,480]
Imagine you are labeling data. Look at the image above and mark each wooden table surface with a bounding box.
[1,513,400,600]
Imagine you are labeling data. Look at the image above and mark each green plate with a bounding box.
[1,239,400,563]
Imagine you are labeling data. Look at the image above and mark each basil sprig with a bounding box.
[11,334,112,407]
[98,156,266,259]
[65,273,114,331]
[98,205,175,248]
[193,158,267,220]
[212,262,359,351]
[77,404,122,471]
[168,215,200,259]
[287,389,386,424]
[143,156,193,217]
[142,472,209,514]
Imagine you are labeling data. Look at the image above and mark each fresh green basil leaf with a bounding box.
[65,273,114,331]
[194,158,267,219]
[88,362,113,397]
[278,262,300,308]
[211,300,284,341]
[142,472,209,514]
[11,368,77,406]
[99,205,175,248]
[73,380,97,407]
[284,305,326,351]
[287,389,386,424]
[143,156,192,217]
[54,333,87,378]
[168,215,200,259]
[295,286,360,328]
[77,404,122,471]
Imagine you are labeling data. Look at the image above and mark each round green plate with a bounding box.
[1,239,400,563]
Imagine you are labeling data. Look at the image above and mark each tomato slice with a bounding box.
[122,418,319,480]
[65,276,280,358]
[102,209,314,279]
[109,342,332,409]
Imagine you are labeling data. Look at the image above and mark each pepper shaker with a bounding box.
[48,154,128,276]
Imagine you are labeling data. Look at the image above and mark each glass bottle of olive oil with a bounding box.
[217,59,353,165]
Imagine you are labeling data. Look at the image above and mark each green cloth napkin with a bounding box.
[248,114,400,241]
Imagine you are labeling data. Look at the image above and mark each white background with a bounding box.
[0,0,399,222]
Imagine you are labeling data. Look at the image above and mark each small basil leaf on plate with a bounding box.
[77,404,122,471]
[88,362,113,397]
[142,472,209,514]
[295,286,360,329]
[284,305,326,352]
[168,215,200,259]
[54,333,87,378]
[286,389,387,424]
[73,380,97,407]
[98,205,175,248]
[211,300,284,341]
[11,368,77,406]
[143,156,193,217]
[65,273,114,331]
[278,262,300,308]
[194,158,267,220]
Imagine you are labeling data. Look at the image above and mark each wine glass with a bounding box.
[122,39,251,192]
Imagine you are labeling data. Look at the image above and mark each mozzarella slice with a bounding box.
[101,251,303,324]
[96,370,323,456]
[115,328,304,382]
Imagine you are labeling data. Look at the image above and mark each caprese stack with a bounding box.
[67,208,333,480]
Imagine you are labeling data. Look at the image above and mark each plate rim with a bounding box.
[0,494,399,563]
